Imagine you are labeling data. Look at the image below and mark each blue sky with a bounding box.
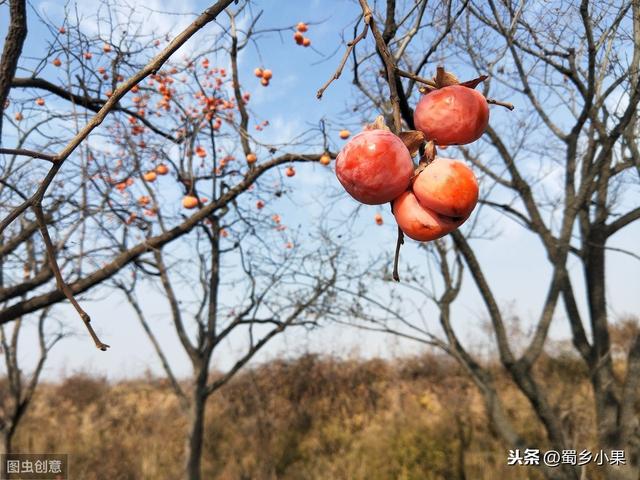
[1,0,638,381]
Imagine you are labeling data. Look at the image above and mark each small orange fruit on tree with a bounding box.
[143,171,157,182]
[182,195,199,209]
[319,153,331,165]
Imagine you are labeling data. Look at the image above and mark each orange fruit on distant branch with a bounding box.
[143,171,157,182]
[319,153,331,165]
[182,195,198,209]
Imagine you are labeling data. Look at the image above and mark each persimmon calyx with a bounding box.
[422,65,488,92]
[398,130,425,157]
[365,115,391,131]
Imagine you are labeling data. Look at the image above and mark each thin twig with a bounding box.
[392,227,404,282]
[317,19,370,99]
[487,98,515,110]
[396,68,437,88]
[0,147,58,163]
[32,204,110,351]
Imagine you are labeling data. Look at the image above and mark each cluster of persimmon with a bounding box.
[336,69,489,242]
[293,22,312,48]
[254,67,273,87]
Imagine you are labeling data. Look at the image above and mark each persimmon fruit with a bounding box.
[182,195,198,209]
[412,157,478,219]
[393,191,465,241]
[143,171,157,182]
[392,157,478,242]
[319,153,331,165]
[414,85,489,145]
[336,129,413,205]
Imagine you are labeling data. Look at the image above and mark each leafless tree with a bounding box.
[2,1,358,478]
[322,1,640,479]
[0,307,63,454]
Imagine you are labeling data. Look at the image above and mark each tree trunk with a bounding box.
[184,385,207,480]
[3,425,14,454]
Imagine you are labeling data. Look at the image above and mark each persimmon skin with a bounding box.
[336,130,414,205]
[392,191,465,242]
[413,85,489,145]
[413,157,478,218]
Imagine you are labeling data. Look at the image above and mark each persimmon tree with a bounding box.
[0,1,360,478]
[325,1,640,479]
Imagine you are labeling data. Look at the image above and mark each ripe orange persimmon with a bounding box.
[35,98,45,106]
[103,44,112,53]
[260,78,269,87]
[195,146,206,158]
[375,213,383,225]
[393,191,464,242]
[335,130,413,205]
[294,32,304,44]
[296,22,308,32]
[302,38,311,47]
[138,195,150,206]
[246,153,257,164]
[254,68,264,78]
[155,164,169,175]
[319,153,331,165]
[83,52,92,60]
[143,171,157,182]
[182,195,198,209]
[256,200,265,209]
[412,157,478,219]
[339,129,350,139]
[262,69,272,80]
[14,112,23,121]
[59,26,66,34]
[285,166,295,177]
[52,58,62,67]
[392,158,478,242]
[414,85,489,145]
